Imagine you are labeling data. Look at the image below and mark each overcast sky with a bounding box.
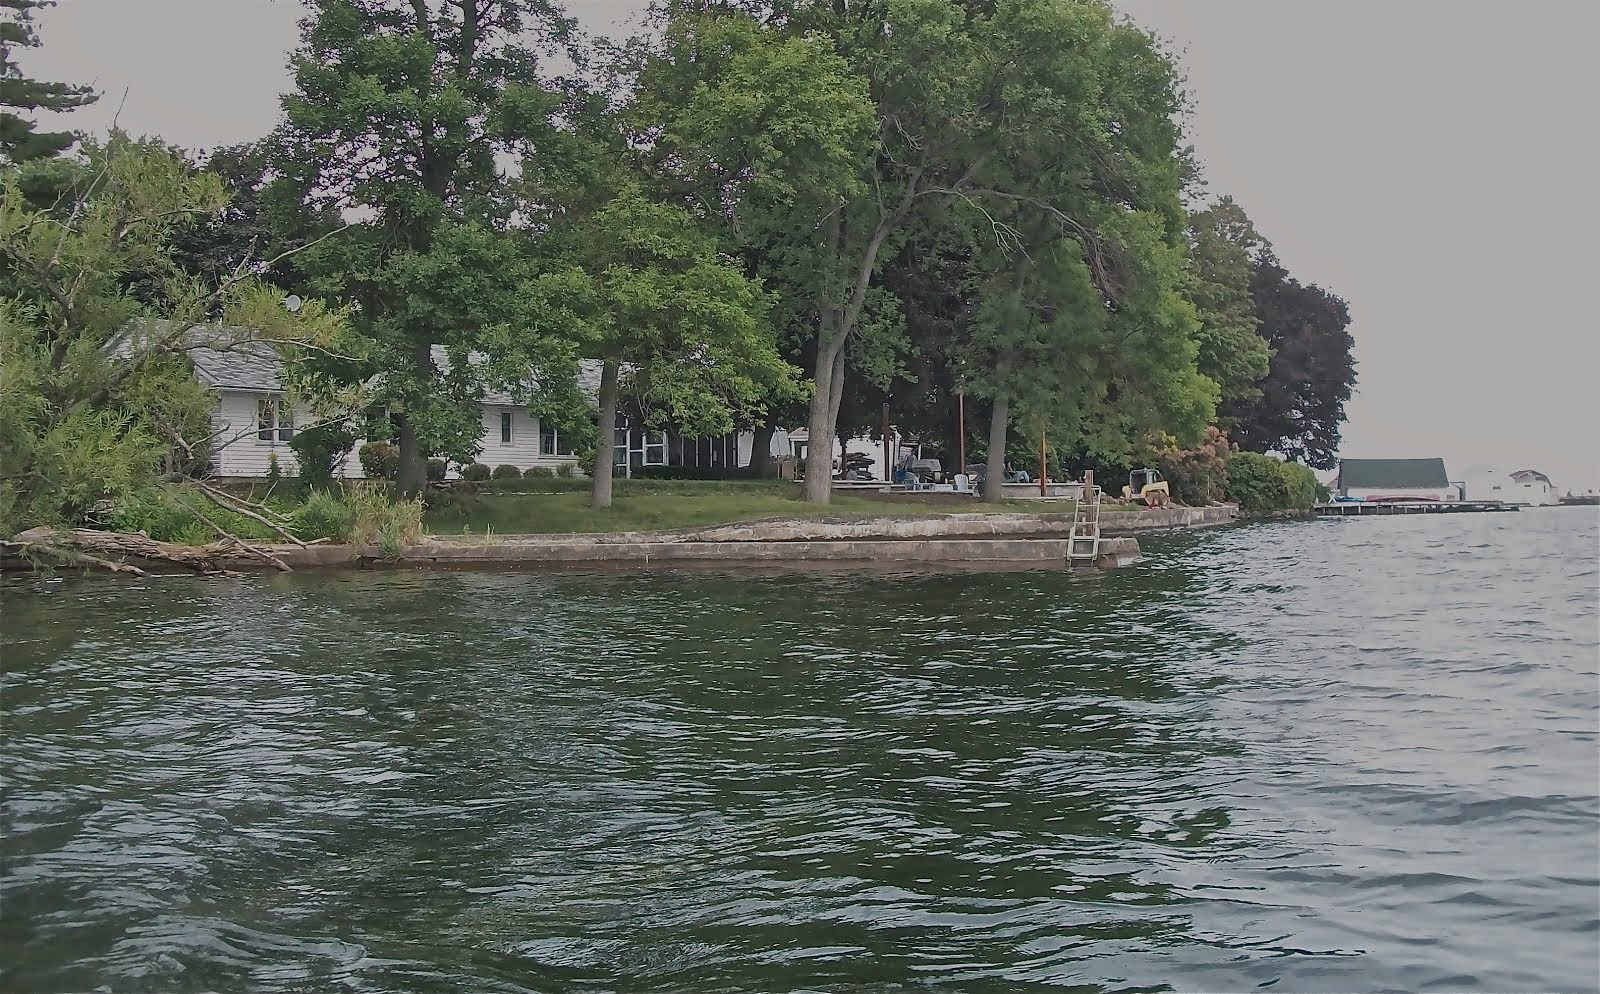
[21,0,1599,490]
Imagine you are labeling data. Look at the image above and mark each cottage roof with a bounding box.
[1509,469,1552,485]
[1337,458,1450,489]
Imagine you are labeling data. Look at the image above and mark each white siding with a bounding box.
[460,405,575,477]
[211,390,300,478]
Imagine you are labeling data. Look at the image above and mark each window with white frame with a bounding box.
[644,430,667,466]
[499,411,513,444]
[257,396,295,442]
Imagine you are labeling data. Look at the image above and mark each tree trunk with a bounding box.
[590,358,620,509]
[749,420,777,479]
[984,394,1009,504]
[802,345,841,504]
[395,414,424,499]
[395,342,432,499]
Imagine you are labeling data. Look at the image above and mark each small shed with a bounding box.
[1333,458,1456,501]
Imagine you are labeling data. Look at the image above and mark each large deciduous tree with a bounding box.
[1222,254,1356,469]
[1185,195,1272,408]
[271,0,581,496]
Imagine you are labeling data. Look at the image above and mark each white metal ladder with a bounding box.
[1067,473,1102,564]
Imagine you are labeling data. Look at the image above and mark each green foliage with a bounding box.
[523,466,554,479]
[1157,426,1235,506]
[358,441,399,481]
[265,453,283,489]
[426,458,447,483]
[272,0,582,495]
[558,462,580,479]
[461,463,491,482]
[1226,451,1319,513]
[288,421,357,491]
[491,464,522,480]
[107,487,278,544]
[343,482,423,555]
[1,0,98,173]
[1186,197,1273,406]
[0,135,354,537]
[293,489,356,541]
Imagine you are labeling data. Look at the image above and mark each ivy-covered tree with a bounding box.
[1222,254,1356,469]
[270,0,584,496]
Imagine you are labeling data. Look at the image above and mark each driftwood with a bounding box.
[190,480,307,547]
[7,528,255,576]
[163,488,292,572]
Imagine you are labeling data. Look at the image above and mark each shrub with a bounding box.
[345,482,424,553]
[359,441,400,481]
[294,489,356,541]
[491,463,522,480]
[109,487,277,544]
[265,452,283,490]
[558,462,581,479]
[1226,452,1319,513]
[1280,461,1320,509]
[290,422,358,492]
[426,458,447,483]
[523,466,555,479]
[1156,426,1233,506]
[461,463,491,482]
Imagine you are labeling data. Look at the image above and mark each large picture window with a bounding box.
[540,424,574,456]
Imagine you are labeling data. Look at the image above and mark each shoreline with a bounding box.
[5,505,1240,576]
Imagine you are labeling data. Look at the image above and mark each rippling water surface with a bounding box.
[4,511,1597,993]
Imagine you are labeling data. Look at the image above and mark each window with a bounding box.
[644,430,667,467]
[500,411,513,444]
[256,397,295,442]
[613,425,628,467]
[540,424,574,456]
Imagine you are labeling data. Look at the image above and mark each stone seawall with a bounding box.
[275,535,1144,571]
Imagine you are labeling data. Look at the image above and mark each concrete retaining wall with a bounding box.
[272,535,1143,571]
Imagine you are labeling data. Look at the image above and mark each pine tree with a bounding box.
[0,0,97,166]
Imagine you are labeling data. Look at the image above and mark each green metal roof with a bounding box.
[1337,458,1450,490]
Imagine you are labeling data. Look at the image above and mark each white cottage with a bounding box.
[1465,468,1560,506]
[187,341,589,479]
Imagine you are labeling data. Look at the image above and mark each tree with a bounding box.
[0,136,353,536]
[1185,196,1272,407]
[0,0,96,167]
[271,0,582,497]
[1222,254,1356,469]
[550,191,796,507]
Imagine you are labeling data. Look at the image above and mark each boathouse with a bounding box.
[1332,458,1456,502]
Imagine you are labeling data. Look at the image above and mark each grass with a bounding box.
[422,479,1070,536]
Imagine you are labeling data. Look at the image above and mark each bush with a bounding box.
[523,466,555,479]
[290,422,358,492]
[558,462,581,478]
[359,441,400,481]
[461,463,491,482]
[265,452,283,490]
[1156,426,1233,505]
[1226,452,1319,513]
[294,489,356,541]
[109,487,277,544]
[426,458,448,483]
[491,463,522,480]
[631,466,745,481]
[346,482,424,555]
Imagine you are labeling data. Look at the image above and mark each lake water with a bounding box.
[3,510,1597,993]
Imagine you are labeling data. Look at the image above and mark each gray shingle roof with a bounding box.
[1337,458,1450,490]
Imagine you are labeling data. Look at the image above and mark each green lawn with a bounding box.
[423,479,1063,535]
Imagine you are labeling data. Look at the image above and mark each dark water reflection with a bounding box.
[3,511,1597,993]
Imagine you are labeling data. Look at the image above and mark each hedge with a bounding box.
[1227,452,1319,512]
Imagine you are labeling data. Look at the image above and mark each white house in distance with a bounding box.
[1331,458,1457,501]
[1463,468,1561,506]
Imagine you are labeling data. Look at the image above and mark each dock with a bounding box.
[1313,500,1520,516]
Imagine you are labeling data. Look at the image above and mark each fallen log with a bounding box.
[8,528,251,576]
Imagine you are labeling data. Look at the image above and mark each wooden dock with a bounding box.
[1314,501,1520,516]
